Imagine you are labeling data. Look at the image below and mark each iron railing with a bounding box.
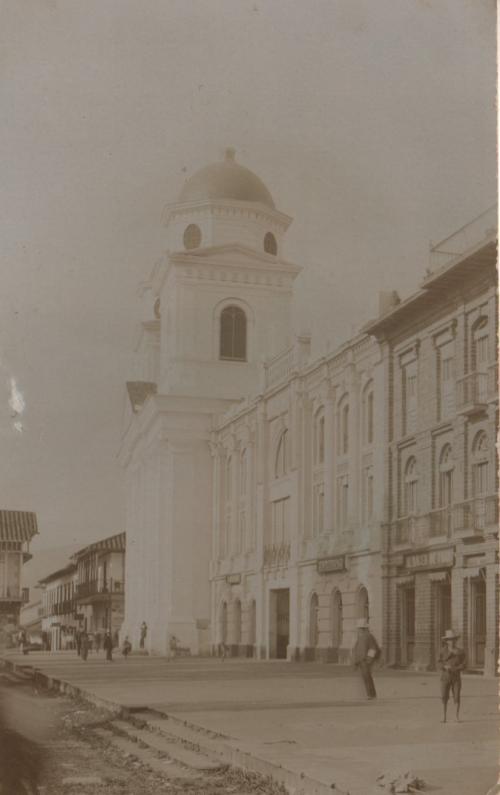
[263,543,291,567]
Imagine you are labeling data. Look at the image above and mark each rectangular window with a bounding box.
[363,467,374,523]
[438,340,455,421]
[272,498,290,546]
[473,461,489,497]
[313,483,325,534]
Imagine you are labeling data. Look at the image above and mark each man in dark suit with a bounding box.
[438,629,466,723]
[352,618,381,700]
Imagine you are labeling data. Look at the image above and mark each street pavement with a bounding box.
[3,651,499,795]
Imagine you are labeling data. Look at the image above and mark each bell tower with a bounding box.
[152,149,301,399]
[119,150,301,657]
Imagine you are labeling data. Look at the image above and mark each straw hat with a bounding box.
[442,629,460,641]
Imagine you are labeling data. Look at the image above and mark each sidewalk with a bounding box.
[2,651,498,795]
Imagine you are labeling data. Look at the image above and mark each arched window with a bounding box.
[337,399,349,456]
[264,231,277,255]
[309,593,319,647]
[363,384,374,446]
[183,223,202,250]
[472,432,489,497]
[275,429,289,478]
[313,409,325,466]
[404,457,418,516]
[220,306,247,361]
[357,586,369,621]
[239,449,247,496]
[331,590,343,648]
[438,444,453,508]
[234,599,242,645]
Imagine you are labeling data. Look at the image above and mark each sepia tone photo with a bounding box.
[0,2,498,794]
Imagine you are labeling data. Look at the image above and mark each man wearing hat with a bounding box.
[352,618,381,699]
[438,629,466,723]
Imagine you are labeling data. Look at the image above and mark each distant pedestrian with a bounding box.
[80,632,89,661]
[76,630,82,656]
[352,618,380,700]
[122,636,132,659]
[18,630,28,656]
[438,629,466,723]
[140,621,147,649]
[94,632,102,654]
[219,641,227,661]
[103,631,113,662]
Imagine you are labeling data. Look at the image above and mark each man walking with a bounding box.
[438,629,466,723]
[103,631,113,662]
[352,618,380,700]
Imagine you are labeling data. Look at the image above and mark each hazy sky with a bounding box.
[0,1,496,556]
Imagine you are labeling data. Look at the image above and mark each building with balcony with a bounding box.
[38,563,78,650]
[365,208,498,675]
[0,510,38,643]
[19,598,43,641]
[73,532,125,639]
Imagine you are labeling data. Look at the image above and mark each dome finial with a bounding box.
[224,147,236,162]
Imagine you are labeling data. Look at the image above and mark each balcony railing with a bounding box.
[456,372,488,413]
[0,587,21,601]
[76,579,124,599]
[394,497,498,546]
[453,497,498,535]
[263,543,291,567]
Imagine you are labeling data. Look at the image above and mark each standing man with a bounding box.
[103,631,113,662]
[75,628,82,656]
[80,631,89,661]
[140,621,147,650]
[352,618,381,700]
[438,629,466,723]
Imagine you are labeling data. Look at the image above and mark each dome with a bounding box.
[178,148,275,209]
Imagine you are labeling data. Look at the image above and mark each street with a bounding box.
[0,667,286,794]
[1,652,498,795]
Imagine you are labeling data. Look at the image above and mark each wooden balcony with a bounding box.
[76,578,124,604]
[456,372,488,415]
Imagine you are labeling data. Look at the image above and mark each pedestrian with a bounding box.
[219,641,227,661]
[103,631,113,662]
[122,636,132,659]
[352,618,381,700]
[18,629,28,655]
[80,631,89,661]
[76,629,82,656]
[94,631,102,654]
[140,621,147,649]
[438,629,466,723]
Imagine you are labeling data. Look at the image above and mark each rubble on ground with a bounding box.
[375,770,426,793]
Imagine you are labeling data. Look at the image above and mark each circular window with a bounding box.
[183,223,202,250]
[264,231,277,256]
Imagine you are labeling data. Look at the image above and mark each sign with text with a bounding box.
[405,547,454,571]
[317,555,346,574]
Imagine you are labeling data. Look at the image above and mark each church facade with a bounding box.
[118,151,498,672]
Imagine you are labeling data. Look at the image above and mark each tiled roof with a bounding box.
[73,531,126,560]
[0,511,38,542]
[37,562,77,586]
[126,381,157,413]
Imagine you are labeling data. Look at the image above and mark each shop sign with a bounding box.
[405,547,454,571]
[226,574,241,585]
[317,555,346,574]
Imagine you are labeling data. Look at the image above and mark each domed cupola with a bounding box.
[165,148,291,256]
[178,147,275,209]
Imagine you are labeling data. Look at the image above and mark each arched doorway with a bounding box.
[234,599,242,649]
[309,593,319,648]
[248,599,256,648]
[331,590,343,648]
[220,601,228,646]
[357,586,369,621]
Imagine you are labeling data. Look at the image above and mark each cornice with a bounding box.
[164,198,293,231]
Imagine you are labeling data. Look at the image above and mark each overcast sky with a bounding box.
[0,0,496,557]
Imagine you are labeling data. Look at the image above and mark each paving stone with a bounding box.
[92,727,200,780]
[112,719,223,771]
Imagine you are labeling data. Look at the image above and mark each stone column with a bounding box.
[323,385,336,535]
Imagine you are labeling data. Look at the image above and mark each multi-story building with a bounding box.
[38,562,78,650]
[19,598,43,642]
[118,149,498,671]
[74,532,125,638]
[0,510,38,643]
[210,330,383,662]
[365,209,498,675]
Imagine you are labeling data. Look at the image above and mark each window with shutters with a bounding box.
[438,341,455,421]
[271,498,290,545]
[363,466,374,523]
[336,475,349,529]
[438,444,454,508]
[403,457,418,516]
[313,409,325,466]
[313,482,325,535]
[472,432,489,497]
[274,429,289,479]
[362,383,374,446]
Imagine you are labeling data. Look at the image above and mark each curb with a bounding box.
[1,657,346,795]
